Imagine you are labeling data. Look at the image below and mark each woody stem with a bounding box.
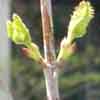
[40,0,60,100]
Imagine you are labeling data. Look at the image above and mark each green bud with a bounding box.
[22,43,42,61]
[6,13,31,45]
[7,13,43,62]
[67,1,94,44]
[57,38,77,61]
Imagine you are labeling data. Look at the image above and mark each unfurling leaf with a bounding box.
[7,20,13,38]
[6,13,31,45]
[7,13,42,62]
[67,1,94,44]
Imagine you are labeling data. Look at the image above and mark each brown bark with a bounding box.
[40,0,55,63]
[40,0,60,100]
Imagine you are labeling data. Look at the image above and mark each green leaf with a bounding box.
[6,20,13,38]
[6,13,31,45]
[6,13,43,62]
[67,1,94,44]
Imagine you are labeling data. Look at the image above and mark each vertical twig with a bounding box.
[40,0,60,100]
[40,0,55,63]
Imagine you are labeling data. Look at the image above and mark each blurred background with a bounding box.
[0,0,100,100]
